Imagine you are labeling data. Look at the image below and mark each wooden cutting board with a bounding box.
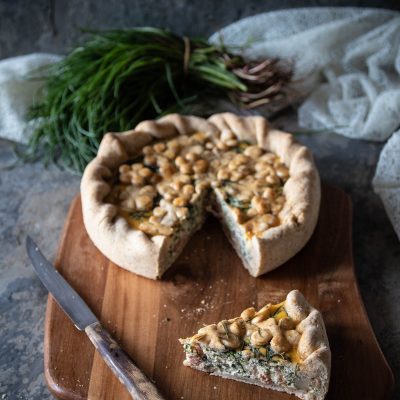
[44,185,394,400]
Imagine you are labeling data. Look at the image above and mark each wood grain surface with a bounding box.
[44,185,394,400]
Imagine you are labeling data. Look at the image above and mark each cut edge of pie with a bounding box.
[179,290,331,400]
[80,113,320,279]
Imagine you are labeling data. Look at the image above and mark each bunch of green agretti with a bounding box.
[27,27,292,172]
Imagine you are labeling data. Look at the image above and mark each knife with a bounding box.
[26,236,165,400]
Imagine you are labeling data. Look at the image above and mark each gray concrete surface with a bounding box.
[0,0,400,59]
[0,141,80,399]
[0,1,399,399]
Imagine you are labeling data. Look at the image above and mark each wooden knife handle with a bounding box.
[85,322,165,400]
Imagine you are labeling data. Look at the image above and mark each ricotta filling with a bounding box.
[161,193,207,271]
[211,190,257,272]
[187,342,297,382]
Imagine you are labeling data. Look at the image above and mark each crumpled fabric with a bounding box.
[209,7,400,141]
[0,53,61,143]
[373,130,400,239]
[210,7,400,239]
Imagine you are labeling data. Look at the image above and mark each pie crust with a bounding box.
[180,290,331,400]
[81,113,320,279]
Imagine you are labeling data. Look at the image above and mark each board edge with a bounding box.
[44,196,92,400]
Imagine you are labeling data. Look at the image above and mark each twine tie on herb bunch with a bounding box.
[26,27,292,172]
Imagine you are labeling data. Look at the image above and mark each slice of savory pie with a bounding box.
[179,290,330,400]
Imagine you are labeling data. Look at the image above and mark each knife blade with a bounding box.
[26,236,97,330]
[26,236,165,400]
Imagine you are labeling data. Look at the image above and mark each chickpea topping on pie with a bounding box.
[107,131,290,238]
[186,300,300,362]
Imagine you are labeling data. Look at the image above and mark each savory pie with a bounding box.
[81,113,320,279]
[179,290,331,400]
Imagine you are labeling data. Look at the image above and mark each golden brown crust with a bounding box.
[81,113,320,279]
[285,291,331,399]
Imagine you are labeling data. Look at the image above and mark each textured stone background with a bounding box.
[1,0,400,59]
[0,1,399,399]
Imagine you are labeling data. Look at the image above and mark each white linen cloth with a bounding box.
[209,8,400,141]
[0,53,61,143]
[0,8,399,238]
